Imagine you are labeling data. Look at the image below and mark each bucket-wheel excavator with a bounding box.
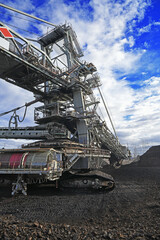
[0,4,131,195]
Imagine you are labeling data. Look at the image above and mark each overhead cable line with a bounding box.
[98,86,118,140]
[101,86,117,132]
[0,98,42,118]
[0,21,40,36]
[0,3,57,27]
[0,10,44,25]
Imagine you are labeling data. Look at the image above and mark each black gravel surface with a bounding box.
[0,166,160,239]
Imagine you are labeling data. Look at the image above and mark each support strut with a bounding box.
[12,175,27,196]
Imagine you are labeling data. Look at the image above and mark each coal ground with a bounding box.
[0,166,160,240]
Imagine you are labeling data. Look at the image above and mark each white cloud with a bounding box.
[139,23,152,34]
[138,20,160,35]
[118,75,160,153]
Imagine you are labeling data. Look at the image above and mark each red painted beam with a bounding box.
[0,27,13,38]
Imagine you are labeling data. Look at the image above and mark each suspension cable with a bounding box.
[0,10,48,25]
[0,21,40,36]
[0,3,57,27]
[98,86,118,140]
[17,105,27,122]
[0,97,42,118]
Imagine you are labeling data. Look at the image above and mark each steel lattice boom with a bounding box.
[0,6,131,195]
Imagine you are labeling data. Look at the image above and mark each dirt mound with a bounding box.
[139,145,160,167]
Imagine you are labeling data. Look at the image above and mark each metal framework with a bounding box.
[0,6,131,194]
[0,19,130,160]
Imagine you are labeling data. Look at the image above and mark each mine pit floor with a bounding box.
[0,166,160,240]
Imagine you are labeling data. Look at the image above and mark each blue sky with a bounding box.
[0,0,160,154]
